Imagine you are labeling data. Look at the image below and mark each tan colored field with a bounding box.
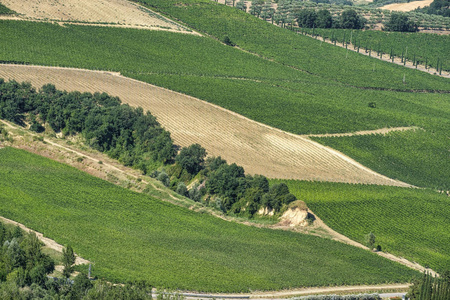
[0,0,195,33]
[381,0,434,12]
[0,64,411,186]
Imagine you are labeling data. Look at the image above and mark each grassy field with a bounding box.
[312,128,450,190]
[0,19,448,188]
[302,28,450,72]
[136,0,449,91]
[0,147,420,291]
[275,179,450,273]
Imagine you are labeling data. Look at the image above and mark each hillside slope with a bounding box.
[0,147,420,292]
[0,0,194,33]
[0,64,410,186]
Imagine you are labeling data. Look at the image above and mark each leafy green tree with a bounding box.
[62,245,76,278]
[316,9,332,28]
[176,182,187,196]
[296,9,317,28]
[249,0,264,18]
[340,9,365,29]
[384,12,418,32]
[176,144,207,175]
[236,0,247,12]
[29,265,46,286]
[365,232,376,249]
[70,273,93,299]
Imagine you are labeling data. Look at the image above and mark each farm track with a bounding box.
[0,215,90,266]
[295,33,450,79]
[303,126,421,138]
[0,64,413,187]
[0,0,198,34]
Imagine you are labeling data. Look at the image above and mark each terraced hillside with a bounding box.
[0,64,409,186]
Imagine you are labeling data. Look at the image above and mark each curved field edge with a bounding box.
[133,0,450,91]
[299,28,450,73]
[311,129,450,190]
[0,147,420,292]
[0,0,195,34]
[0,3,14,15]
[0,65,410,186]
[0,21,448,134]
[275,179,450,273]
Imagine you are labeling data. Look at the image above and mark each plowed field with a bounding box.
[381,0,434,11]
[0,0,195,33]
[0,64,411,186]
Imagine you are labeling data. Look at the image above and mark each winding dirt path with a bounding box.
[0,64,412,187]
[1,119,437,279]
[304,126,421,138]
[0,215,89,266]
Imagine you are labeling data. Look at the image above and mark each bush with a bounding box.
[176,182,187,196]
[157,171,170,187]
[340,9,366,29]
[222,35,235,46]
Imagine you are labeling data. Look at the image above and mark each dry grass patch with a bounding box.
[381,0,434,12]
[0,0,196,33]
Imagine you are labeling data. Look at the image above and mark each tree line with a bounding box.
[0,79,297,219]
[228,0,421,32]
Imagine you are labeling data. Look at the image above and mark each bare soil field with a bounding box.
[0,64,412,186]
[381,0,434,12]
[0,0,196,34]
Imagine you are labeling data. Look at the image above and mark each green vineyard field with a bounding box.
[277,179,450,273]
[0,148,420,292]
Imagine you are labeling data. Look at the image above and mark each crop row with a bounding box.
[312,127,450,190]
[276,179,450,273]
[1,19,448,188]
[133,0,450,91]
[0,147,420,291]
[300,28,449,72]
[223,0,450,29]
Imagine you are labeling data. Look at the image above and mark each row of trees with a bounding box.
[228,1,424,32]
[0,79,298,219]
[228,0,366,29]
[383,12,419,32]
[407,272,450,299]
[296,8,366,29]
[154,144,298,218]
[0,79,175,174]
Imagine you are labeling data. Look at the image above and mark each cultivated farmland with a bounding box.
[0,0,194,33]
[278,180,450,273]
[0,64,409,186]
[0,147,420,292]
